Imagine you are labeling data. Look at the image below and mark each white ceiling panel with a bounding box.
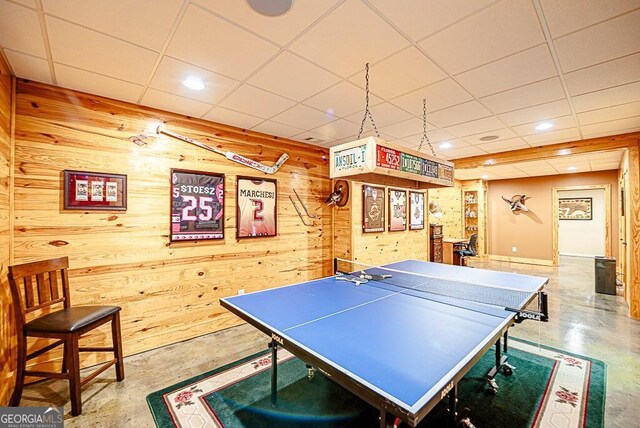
[42,0,183,51]
[0,1,46,57]
[218,84,296,119]
[289,0,409,78]
[455,44,558,98]
[401,129,456,146]
[9,0,34,7]
[349,47,447,100]
[47,16,157,84]
[419,0,545,74]
[251,120,305,139]
[523,127,581,145]
[3,49,51,84]
[149,56,239,104]
[56,64,143,103]
[391,78,474,116]
[580,116,640,136]
[271,104,338,130]
[444,145,487,158]
[564,52,640,96]
[498,99,572,127]
[194,0,340,46]
[577,101,640,125]
[202,107,264,130]
[166,4,278,80]
[345,103,413,129]
[427,101,492,128]
[141,88,213,117]
[571,81,640,113]
[540,0,640,38]
[378,117,429,139]
[463,128,517,144]
[478,137,530,153]
[554,9,640,73]
[444,116,506,138]
[480,77,566,114]
[310,119,362,140]
[303,81,382,118]
[248,51,339,102]
[511,115,577,136]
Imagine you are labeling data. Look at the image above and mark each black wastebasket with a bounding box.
[594,256,616,295]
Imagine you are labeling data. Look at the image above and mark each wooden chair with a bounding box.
[8,256,124,416]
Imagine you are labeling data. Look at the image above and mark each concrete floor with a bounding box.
[19,256,640,427]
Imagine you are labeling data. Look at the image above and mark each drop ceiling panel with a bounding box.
[391,78,474,116]
[0,1,47,57]
[251,120,305,138]
[56,64,143,103]
[345,103,413,129]
[480,77,565,115]
[302,81,382,118]
[577,101,640,125]
[3,49,51,84]
[443,145,486,159]
[463,128,517,144]
[42,0,183,51]
[194,0,340,46]
[218,84,296,119]
[349,47,447,100]
[248,51,340,102]
[419,0,545,74]
[571,81,640,113]
[474,137,529,153]
[498,99,572,127]
[580,116,640,135]
[444,117,507,139]
[166,4,279,80]
[523,127,581,145]
[564,52,640,96]
[427,101,492,128]
[271,104,338,130]
[47,16,158,84]
[456,44,558,98]
[289,0,409,78]
[554,9,640,73]
[141,88,213,117]
[310,118,361,140]
[149,56,239,104]
[378,117,429,139]
[401,129,456,146]
[511,115,577,136]
[202,107,264,129]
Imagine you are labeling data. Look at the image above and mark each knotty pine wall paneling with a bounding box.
[13,81,333,371]
[0,51,15,405]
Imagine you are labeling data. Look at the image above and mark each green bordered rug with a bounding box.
[147,338,605,428]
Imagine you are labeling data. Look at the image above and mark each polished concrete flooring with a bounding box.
[19,256,640,427]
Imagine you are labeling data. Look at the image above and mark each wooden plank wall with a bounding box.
[0,52,14,405]
[627,144,640,318]
[12,81,333,372]
[427,183,463,238]
[337,181,428,267]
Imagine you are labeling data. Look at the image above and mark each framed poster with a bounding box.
[558,197,592,220]
[171,169,224,241]
[237,176,277,238]
[64,170,126,210]
[409,191,425,230]
[362,185,385,233]
[388,188,407,232]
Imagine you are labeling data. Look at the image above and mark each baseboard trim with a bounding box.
[486,255,555,266]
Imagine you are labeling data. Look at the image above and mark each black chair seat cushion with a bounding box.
[454,250,475,257]
[25,306,121,333]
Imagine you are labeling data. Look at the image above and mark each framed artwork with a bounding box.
[388,188,407,232]
[409,191,425,230]
[236,176,277,238]
[558,197,592,220]
[63,170,127,211]
[362,185,385,233]
[170,169,225,242]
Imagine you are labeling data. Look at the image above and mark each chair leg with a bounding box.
[62,341,68,374]
[9,332,27,407]
[66,335,82,416]
[111,312,125,381]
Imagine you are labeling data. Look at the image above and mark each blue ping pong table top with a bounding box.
[221,260,548,414]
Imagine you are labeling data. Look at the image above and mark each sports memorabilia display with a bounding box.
[237,177,277,238]
[170,169,224,241]
[388,189,407,232]
[362,185,385,233]
[63,170,127,211]
[410,192,425,230]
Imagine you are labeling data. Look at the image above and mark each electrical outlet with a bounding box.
[237,288,245,295]
[512,247,517,253]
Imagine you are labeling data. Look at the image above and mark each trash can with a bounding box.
[594,256,616,295]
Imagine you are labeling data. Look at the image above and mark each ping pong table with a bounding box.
[220,259,548,427]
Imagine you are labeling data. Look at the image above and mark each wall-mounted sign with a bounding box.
[333,144,367,173]
[63,170,127,211]
[170,169,224,241]
[237,176,277,238]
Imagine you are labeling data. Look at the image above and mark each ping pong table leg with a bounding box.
[448,384,458,428]
[270,339,278,407]
[379,408,386,428]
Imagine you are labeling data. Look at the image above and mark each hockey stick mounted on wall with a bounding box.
[156,126,289,174]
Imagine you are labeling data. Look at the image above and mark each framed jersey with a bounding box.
[362,185,385,233]
[236,176,277,239]
[170,169,224,242]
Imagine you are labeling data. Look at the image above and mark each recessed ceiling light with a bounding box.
[535,122,553,131]
[247,0,293,17]
[481,174,489,180]
[439,142,452,149]
[183,76,205,91]
[484,159,495,165]
[479,135,499,141]
[567,166,577,171]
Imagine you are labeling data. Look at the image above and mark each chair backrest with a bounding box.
[8,257,71,326]
[468,234,478,256]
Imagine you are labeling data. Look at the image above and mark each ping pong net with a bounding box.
[334,258,547,322]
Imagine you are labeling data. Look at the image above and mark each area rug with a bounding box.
[147,338,605,428]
